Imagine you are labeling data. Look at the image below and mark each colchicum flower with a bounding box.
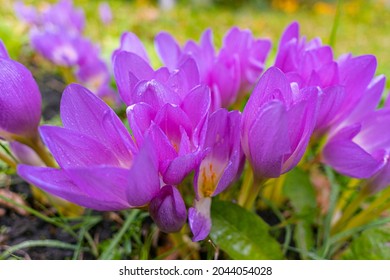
[117,51,210,185]
[155,27,272,109]
[322,75,390,193]
[17,84,187,232]
[274,22,377,135]
[241,67,317,179]
[189,108,244,241]
[16,0,115,103]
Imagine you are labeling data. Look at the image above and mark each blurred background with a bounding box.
[1,0,390,81]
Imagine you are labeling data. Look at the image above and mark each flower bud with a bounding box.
[0,58,42,140]
[149,185,187,233]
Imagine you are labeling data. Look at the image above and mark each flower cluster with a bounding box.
[15,0,115,103]
[1,19,390,241]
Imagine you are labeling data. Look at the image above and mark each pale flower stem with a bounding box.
[237,165,254,207]
[243,176,267,211]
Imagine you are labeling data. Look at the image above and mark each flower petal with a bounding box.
[125,137,160,207]
[40,126,120,168]
[155,32,181,70]
[61,84,136,164]
[189,197,212,242]
[113,51,155,105]
[113,32,149,63]
[17,165,128,211]
[247,101,290,178]
[323,125,386,178]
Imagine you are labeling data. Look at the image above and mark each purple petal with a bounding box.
[167,57,200,99]
[17,165,128,211]
[125,137,160,207]
[368,159,390,194]
[61,84,136,165]
[155,32,181,70]
[132,79,181,109]
[126,102,156,145]
[65,166,132,207]
[113,32,149,63]
[344,75,385,125]
[40,126,120,168]
[149,185,187,233]
[211,53,241,107]
[189,197,212,242]
[181,85,211,129]
[323,125,386,178]
[354,109,390,154]
[279,21,299,48]
[242,67,293,139]
[336,55,377,120]
[315,86,345,132]
[154,103,193,149]
[247,101,291,178]
[164,151,201,185]
[274,22,299,69]
[113,51,155,105]
[283,90,317,172]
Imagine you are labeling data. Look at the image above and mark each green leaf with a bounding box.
[210,200,284,260]
[341,226,390,260]
[283,168,318,258]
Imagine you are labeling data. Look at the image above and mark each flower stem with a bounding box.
[243,175,267,210]
[13,134,57,168]
[0,150,17,169]
[237,164,254,207]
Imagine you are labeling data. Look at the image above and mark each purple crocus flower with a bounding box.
[41,0,85,35]
[30,29,81,66]
[241,67,317,179]
[322,75,390,183]
[155,27,271,109]
[274,22,377,135]
[189,108,244,241]
[126,80,211,185]
[113,51,198,106]
[98,2,113,25]
[0,54,42,140]
[17,84,187,231]
[114,50,210,185]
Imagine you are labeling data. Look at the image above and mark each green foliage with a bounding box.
[341,226,390,260]
[210,200,284,260]
[283,167,318,259]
